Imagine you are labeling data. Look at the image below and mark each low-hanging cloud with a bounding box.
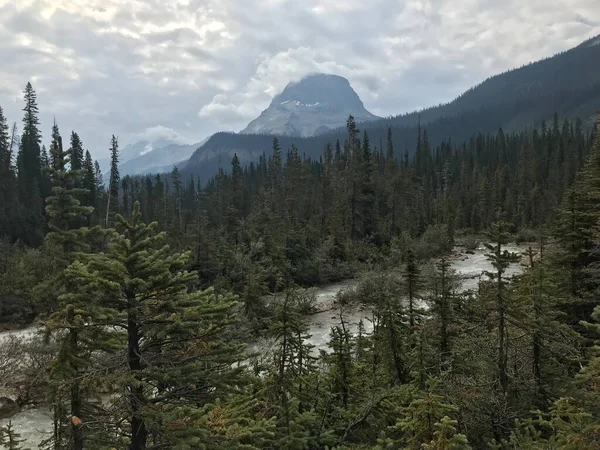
[0,0,598,159]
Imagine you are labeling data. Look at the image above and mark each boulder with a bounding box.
[0,396,20,419]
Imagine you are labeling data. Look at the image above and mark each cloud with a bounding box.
[133,125,192,145]
[0,0,598,159]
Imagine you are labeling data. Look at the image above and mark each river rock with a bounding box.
[0,396,20,419]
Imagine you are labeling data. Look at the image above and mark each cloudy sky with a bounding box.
[0,0,599,159]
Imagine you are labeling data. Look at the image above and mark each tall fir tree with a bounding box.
[42,122,102,450]
[16,82,45,245]
[105,135,119,227]
[73,202,245,449]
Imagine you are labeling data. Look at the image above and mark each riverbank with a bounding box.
[0,242,529,447]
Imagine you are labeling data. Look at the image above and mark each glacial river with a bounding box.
[0,243,527,447]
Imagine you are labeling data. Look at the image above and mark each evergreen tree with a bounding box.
[484,220,519,396]
[69,132,84,172]
[0,106,10,174]
[49,119,63,170]
[105,135,119,227]
[0,422,29,450]
[42,124,101,450]
[430,258,458,367]
[404,249,422,330]
[327,313,354,408]
[0,106,18,239]
[77,203,245,449]
[360,131,376,237]
[421,416,471,450]
[171,165,182,232]
[16,82,44,245]
[391,383,460,450]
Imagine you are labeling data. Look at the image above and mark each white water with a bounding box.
[0,327,53,447]
[449,243,525,292]
[0,243,526,447]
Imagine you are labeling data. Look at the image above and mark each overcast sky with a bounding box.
[0,0,599,159]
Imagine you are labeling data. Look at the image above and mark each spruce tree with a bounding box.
[484,220,519,396]
[405,249,422,330]
[516,243,578,406]
[421,416,471,450]
[430,258,458,367]
[0,106,10,174]
[346,115,362,239]
[361,130,376,237]
[269,137,283,216]
[69,132,84,172]
[16,82,44,245]
[105,135,119,227]
[327,313,354,408]
[49,119,63,170]
[43,125,102,450]
[0,422,29,450]
[392,383,460,449]
[171,165,182,231]
[0,106,17,239]
[76,202,245,449]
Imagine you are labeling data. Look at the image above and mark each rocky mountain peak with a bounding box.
[240,73,379,137]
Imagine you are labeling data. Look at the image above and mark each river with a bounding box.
[0,243,527,447]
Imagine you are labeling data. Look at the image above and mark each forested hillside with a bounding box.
[185,36,600,181]
[3,80,600,449]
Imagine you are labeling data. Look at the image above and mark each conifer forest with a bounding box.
[2,68,600,449]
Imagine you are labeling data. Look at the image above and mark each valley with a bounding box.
[0,242,528,447]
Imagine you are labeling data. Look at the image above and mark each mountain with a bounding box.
[184,36,600,181]
[100,137,207,178]
[240,73,379,137]
[118,141,201,176]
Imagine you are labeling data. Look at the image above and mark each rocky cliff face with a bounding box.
[240,73,379,137]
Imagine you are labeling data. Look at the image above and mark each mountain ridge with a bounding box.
[183,36,600,181]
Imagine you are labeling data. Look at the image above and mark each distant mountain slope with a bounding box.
[375,35,600,131]
[184,35,600,181]
[118,142,200,176]
[240,73,379,137]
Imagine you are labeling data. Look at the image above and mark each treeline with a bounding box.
[0,83,104,247]
[0,82,594,322]
[117,114,592,300]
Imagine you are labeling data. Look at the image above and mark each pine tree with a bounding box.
[0,421,29,450]
[81,151,97,217]
[346,115,362,239]
[43,124,102,450]
[171,165,182,231]
[105,135,119,227]
[430,258,458,367]
[371,275,410,384]
[327,312,354,408]
[69,132,84,172]
[421,416,471,450]
[49,119,63,170]
[405,249,422,330]
[361,130,376,237]
[269,137,283,216]
[77,202,245,449]
[0,106,18,239]
[484,220,519,396]
[516,242,578,407]
[392,382,460,449]
[16,82,44,245]
[267,290,316,402]
[0,106,10,174]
